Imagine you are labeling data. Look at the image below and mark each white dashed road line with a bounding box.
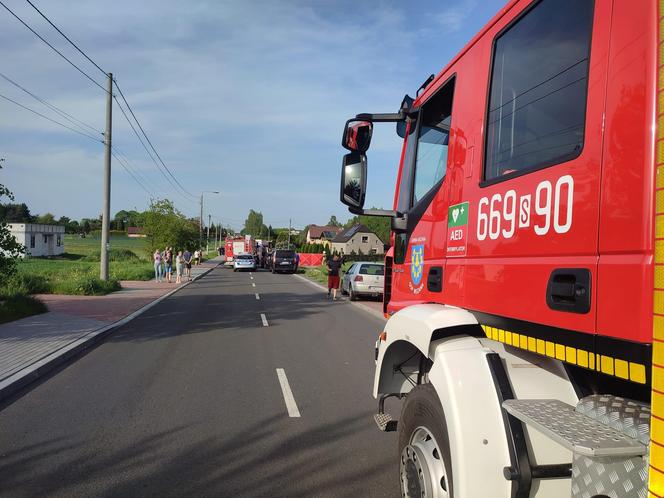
[261,313,269,327]
[255,293,260,300]
[276,368,301,418]
[252,282,256,287]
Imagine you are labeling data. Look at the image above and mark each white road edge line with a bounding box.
[276,368,301,418]
[261,313,269,326]
[255,293,260,300]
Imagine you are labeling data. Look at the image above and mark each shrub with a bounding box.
[83,248,142,262]
[3,273,50,295]
[53,277,121,296]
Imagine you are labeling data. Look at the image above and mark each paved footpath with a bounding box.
[0,258,222,400]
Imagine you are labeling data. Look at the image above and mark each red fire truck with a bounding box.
[340,1,661,496]
[224,235,253,266]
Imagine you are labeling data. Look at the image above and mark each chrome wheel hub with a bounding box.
[400,427,449,498]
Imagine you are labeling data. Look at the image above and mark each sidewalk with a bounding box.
[0,257,222,401]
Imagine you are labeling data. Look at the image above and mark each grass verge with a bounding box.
[301,263,353,287]
[0,293,47,324]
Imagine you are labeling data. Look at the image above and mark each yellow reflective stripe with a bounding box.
[481,324,646,384]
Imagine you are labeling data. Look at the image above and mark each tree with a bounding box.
[35,212,56,224]
[143,199,199,251]
[328,215,342,227]
[0,172,25,280]
[0,203,33,222]
[241,209,268,237]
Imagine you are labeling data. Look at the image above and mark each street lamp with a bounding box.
[200,191,219,252]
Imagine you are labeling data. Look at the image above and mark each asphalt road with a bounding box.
[0,267,400,497]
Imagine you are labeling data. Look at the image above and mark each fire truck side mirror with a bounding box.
[340,153,367,209]
[342,119,373,153]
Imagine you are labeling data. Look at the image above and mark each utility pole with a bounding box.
[288,218,292,248]
[207,213,211,254]
[199,193,203,251]
[100,73,112,281]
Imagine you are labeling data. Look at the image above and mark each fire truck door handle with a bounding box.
[546,269,591,314]
[427,266,443,292]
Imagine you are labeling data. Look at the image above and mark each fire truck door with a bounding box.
[464,0,609,337]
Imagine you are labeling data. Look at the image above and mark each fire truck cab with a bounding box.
[340,0,661,496]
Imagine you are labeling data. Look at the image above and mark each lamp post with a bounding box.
[200,191,219,252]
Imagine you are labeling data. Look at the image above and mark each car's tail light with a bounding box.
[354,275,363,282]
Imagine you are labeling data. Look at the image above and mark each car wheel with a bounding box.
[233,269,237,272]
[398,384,453,498]
[349,287,357,301]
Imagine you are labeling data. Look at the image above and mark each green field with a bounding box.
[64,233,150,256]
[7,234,154,297]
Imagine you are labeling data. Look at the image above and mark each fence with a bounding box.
[297,253,324,266]
[297,252,386,266]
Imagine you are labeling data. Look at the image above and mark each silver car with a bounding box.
[233,254,256,271]
[341,262,384,300]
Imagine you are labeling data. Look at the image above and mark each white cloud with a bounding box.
[0,0,496,227]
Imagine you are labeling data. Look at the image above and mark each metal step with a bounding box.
[502,399,646,458]
[374,412,398,432]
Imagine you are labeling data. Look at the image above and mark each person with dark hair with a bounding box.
[327,254,343,300]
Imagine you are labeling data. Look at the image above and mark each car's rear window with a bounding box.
[359,264,384,275]
[275,250,295,258]
[238,255,253,260]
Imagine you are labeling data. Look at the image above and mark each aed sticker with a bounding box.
[447,201,468,257]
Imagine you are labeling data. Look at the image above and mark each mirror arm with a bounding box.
[347,207,408,232]
[355,111,406,123]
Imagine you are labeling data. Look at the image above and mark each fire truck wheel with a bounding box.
[398,383,453,498]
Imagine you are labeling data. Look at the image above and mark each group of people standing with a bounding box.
[153,248,204,284]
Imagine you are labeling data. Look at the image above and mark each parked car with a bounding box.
[341,262,384,300]
[233,253,256,272]
[271,249,297,273]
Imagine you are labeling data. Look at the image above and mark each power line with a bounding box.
[113,94,195,205]
[0,91,102,142]
[24,0,106,77]
[113,79,196,200]
[110,150,153,196]
[0,0,107,93]
[111,145,154,187]
[0,71,101,136]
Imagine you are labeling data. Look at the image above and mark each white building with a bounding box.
[8,223,65,257]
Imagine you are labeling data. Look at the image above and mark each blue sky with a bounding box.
[0,0,506,230]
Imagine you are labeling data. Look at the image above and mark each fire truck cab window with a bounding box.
[412,80,455,205]
[484,0,593,181]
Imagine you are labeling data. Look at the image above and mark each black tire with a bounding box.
[398,384,453,497]
[233,269,237,272]
[349,287,357,301]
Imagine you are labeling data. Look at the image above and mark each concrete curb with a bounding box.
[0,262,220,403]
[292,273,387,322]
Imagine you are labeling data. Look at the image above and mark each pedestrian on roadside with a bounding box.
[153,249,162,283]
[327,254,343,300]
[295,252,300,273]
[164,247,173,283]
[183,248,193,281]
[194,249,200,266]
[175,250,183,284]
